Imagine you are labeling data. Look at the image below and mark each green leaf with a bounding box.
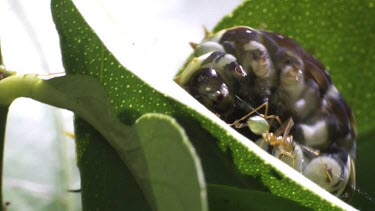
[207,184,312,211]
[47,0,363,210]
[0,74,147,210]
[2,0,371,209]
[135,113,207,211]
[2,0,367,210]
[0,74,208,211]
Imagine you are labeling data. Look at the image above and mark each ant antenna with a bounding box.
[230,97,283,128]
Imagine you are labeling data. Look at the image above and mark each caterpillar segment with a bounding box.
[175,26,356,201]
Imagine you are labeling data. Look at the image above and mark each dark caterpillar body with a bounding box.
[175,26,356,201]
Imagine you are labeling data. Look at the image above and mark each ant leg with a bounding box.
[274,117,294,137]
[259,139,266,148]
[259,102,283,126]
[324,164,334,183]
[232,122,249,129]
[229,101,269,127]
[283,118,294,138]
[301,145,320,157]
[319,158,334,183]
[270,137,295,167]
[274,118,296,167]
[262,101,270,117]
[264,115,283,127]
[260,131,270,148]
[278,149,296,167]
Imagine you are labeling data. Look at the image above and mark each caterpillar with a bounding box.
[175,26,356,201]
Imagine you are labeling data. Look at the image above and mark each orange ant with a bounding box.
[229,102,298,167]
[229,101,323,169]
[229,102,282,130]
[228,101,343,187]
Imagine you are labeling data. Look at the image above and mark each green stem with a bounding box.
[0,44,9,211]
[0,73,131,147]
[0,44,3,67]
[0,106,8,211]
